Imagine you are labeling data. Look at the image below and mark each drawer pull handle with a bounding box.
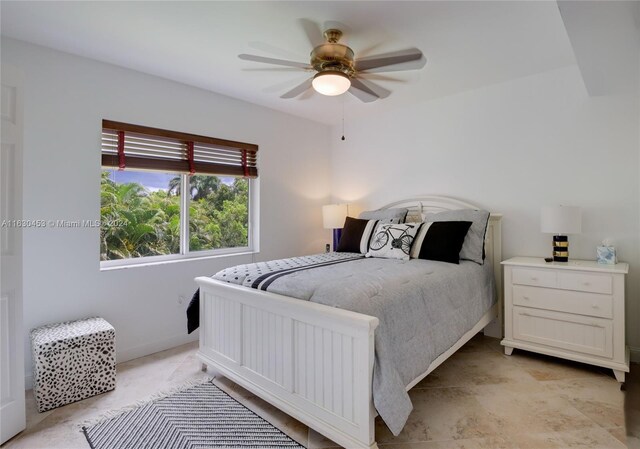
[583,282,591,286]
[591,304,599,309]
[523,296,530,300]
[519,312,604,329]
[530,277,538,281]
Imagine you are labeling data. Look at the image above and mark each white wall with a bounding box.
[330,65,640,358]
[1,38,332,383]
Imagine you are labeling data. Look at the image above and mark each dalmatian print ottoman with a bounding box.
[31,317,116,412]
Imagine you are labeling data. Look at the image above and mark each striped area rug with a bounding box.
[82,380,305,449]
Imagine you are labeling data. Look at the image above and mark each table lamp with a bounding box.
[541,205,582,262]
[322,204,348,251]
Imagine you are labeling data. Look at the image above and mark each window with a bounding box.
[100,120,257,266]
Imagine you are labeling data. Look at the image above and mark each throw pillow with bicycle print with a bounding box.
[367,223,422,260]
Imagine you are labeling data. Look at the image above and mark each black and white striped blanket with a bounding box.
[213,252,364,290]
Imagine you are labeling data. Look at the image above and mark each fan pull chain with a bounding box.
[341,95,346,141]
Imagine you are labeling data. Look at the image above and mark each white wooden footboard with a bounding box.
[196,277,380,449]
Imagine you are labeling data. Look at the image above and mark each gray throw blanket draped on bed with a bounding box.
[212,253,496,436]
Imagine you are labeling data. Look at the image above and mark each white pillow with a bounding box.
[366,223,422,260]
[358,208,409,224]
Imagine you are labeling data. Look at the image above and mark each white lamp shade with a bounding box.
[312,72,351,96]
[541,206,582,234]
[322,204,348,229]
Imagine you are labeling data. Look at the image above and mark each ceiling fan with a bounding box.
[239,28,426,103]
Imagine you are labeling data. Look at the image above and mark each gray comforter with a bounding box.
[213,253,496,435]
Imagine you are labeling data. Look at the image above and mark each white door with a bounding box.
[0,65,25,444]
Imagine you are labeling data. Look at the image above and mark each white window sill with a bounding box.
[100,249,258,271]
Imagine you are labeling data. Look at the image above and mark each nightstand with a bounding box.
[501,257,629,382]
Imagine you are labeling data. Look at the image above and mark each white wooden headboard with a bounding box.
[377,195,503,338]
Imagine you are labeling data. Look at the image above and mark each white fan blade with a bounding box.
[239,54,311,70]
[281,77,313,99]
[355,48,425,72]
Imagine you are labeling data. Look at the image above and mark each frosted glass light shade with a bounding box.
[322,204,348,229]
[312,72,351,96]
[541,206,582,234]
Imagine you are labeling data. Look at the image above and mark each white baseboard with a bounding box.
[24,331,199,390]
[116,332,199,364]
[630,346,640,363]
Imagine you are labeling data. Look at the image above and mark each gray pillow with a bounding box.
[358,208,408,224]
[421,209,490,264]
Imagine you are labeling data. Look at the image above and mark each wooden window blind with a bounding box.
[101,120,258,178]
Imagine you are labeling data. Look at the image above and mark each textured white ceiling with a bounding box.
[0,1,576,125]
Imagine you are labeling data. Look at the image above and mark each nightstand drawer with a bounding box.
[512,285,613,319]
[512,306,613,358]
[558,272,612,294]
[512,268,557,288]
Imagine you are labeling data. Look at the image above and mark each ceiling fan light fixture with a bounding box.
[312,71,351,96]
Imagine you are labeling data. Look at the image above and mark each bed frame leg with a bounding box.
[613,369,625,383]
[504,346,514,356]
[201,362,208,372]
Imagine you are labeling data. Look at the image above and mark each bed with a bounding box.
[195,196,503,449]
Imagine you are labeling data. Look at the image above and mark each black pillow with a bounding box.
[415,221,472,264]
[336,217,378,254]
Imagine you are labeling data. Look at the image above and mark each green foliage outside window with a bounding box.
[100,171,249,261]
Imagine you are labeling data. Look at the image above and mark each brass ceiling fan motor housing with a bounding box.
[310,29,355,76]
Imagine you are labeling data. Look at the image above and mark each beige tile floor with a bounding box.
[2,335,638,449]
